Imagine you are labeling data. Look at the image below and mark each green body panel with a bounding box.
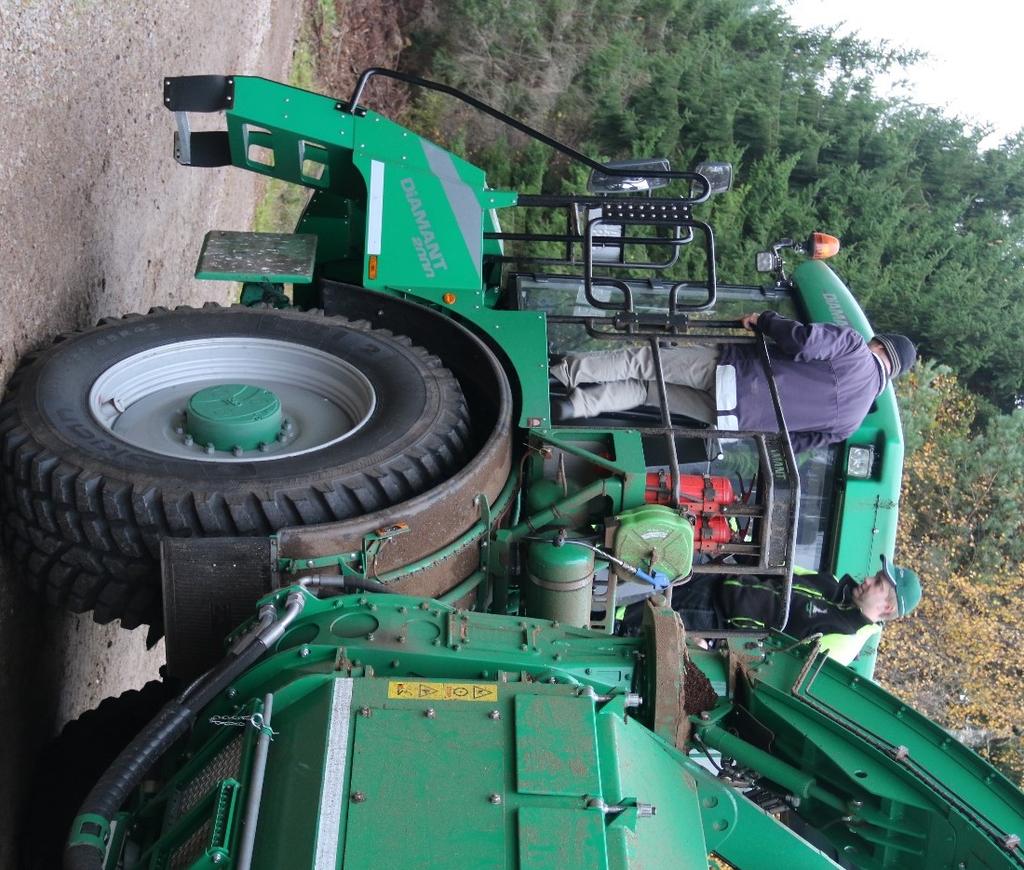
[719,638,1024,868]
[792,261,904,583]
[792,261,904,678]
[221,76,549,426]
[122,589,1024,869]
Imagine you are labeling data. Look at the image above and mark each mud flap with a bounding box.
[161,536,275,681]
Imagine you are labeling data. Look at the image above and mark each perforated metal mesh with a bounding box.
[168,819,212,869]
[171,734,243,823]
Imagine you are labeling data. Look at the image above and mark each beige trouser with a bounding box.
[551,345,719,422]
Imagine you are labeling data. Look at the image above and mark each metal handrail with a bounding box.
[342,67,712,203]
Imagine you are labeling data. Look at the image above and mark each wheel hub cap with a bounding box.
[185,384,282,451]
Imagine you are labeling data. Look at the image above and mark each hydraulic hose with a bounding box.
[300,574,395,594]
[64,591,305,870]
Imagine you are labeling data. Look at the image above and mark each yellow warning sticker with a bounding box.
[387,681,498,702]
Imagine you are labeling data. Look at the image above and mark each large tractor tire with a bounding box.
[0,305,471,628]
[22,681,173,870]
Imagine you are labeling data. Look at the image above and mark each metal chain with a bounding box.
[209,711,278,741]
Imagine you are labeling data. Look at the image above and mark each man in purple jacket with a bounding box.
[550,311,916,453]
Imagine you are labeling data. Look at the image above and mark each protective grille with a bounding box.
[170,733,243,824]
[168,819,212,869]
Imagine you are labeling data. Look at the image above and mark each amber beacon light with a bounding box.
[807,232,841,260]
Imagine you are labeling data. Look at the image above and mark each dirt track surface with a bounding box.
[0,3,299,865]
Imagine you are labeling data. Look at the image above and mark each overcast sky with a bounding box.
[785,0,1023,149]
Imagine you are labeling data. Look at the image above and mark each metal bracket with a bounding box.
[164,75,235,112]
[362,522,411,579]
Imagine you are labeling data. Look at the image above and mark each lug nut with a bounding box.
[183,434,194,446]
[205,442,215,454]
[232,446,243,457]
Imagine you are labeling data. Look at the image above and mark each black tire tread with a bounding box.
[22,681,173,870]
[0,305,472,628]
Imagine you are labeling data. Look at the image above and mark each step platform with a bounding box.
[195,230,318,284]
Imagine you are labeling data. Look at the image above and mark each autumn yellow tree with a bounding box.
[876,362,1024,781]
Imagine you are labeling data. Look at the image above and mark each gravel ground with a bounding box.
[0,2,299,865]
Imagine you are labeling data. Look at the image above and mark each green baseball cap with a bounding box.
[880,554,922,617]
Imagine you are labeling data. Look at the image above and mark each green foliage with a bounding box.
[405,0,1024,408]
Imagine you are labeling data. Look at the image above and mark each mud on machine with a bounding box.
[3,70,1021,869]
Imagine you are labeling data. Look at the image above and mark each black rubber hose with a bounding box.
[308,576,396,594]
[63,638,268,870]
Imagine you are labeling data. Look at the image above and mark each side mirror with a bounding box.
[694,161,733,197]
[587,158,671,194]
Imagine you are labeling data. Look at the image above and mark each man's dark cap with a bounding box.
[874,333,917,380]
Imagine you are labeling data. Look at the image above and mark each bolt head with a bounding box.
[299,646,310,658]
[351,791,366,803]
[488,710,501,720]
[359,707,371,717]
[226,688,237,699]
[489,793,502,804]
[424,708,436,718]
[211,853,224,864]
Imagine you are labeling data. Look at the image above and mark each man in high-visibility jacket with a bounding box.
[619,556,921,665]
